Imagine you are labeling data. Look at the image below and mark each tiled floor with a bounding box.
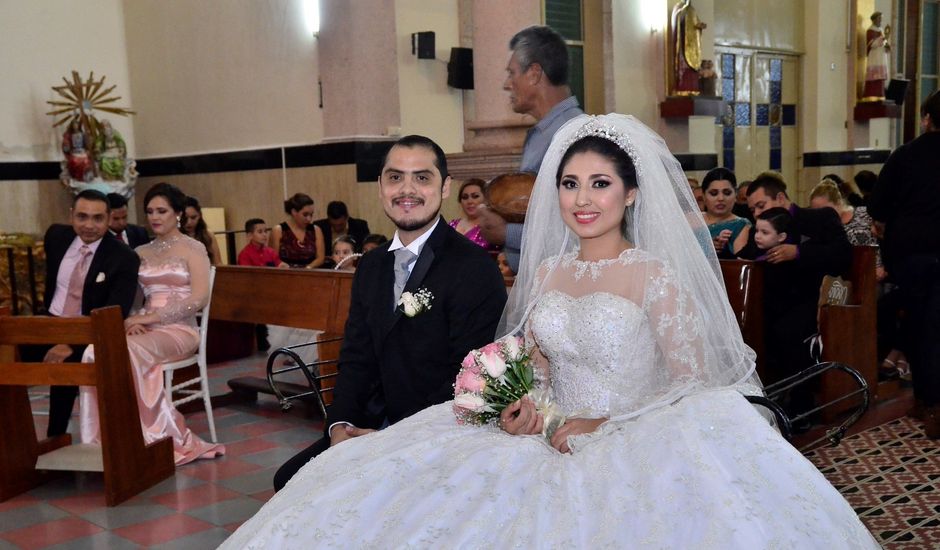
[0,352,323,549]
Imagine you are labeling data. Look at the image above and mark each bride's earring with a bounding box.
[177,216,182,228]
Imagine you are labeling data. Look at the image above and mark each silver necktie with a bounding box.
[392,248,417,310]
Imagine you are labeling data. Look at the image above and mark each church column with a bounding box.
[318,0,401,139]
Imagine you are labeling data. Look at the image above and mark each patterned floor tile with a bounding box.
[185,496,265,526]
[0,517,103,549]
[77,501,176,530]
[111,514,215,546]
[224,436,281,456]
[149,526,233,550]
[0,503,69,532]
[43,530,139,550]
[151,484,242,512]
[134,471,207,499]
[238,445,305,468]
[180,457,263,482]
[216,467,279,495]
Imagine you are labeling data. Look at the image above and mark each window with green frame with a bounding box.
[545,0,585,108]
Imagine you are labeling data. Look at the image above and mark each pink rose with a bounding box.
[461,351,481,374]
[479,347,507,378]
[455,370,486,393]
[454,393,485,412]
[481,342,502,356]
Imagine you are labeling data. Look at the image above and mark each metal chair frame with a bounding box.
[265,337,343,418]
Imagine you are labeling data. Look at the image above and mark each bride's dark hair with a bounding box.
[555,135,638,190]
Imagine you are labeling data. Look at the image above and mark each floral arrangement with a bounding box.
[453,335,565,437]
[398,288,433,317]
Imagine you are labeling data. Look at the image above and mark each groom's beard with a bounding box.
[387,194,441,231]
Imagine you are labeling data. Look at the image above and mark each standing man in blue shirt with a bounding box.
[479,25,584,273]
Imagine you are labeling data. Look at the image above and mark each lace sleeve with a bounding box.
[524,258,554,388]
[642,261,706,382]
[155,238,211,324]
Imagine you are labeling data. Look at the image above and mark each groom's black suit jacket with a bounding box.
[326,218,507,430]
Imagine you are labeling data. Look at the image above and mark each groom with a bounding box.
[273,135,507,491]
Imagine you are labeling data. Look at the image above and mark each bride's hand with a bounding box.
[499,397,543,436]
[550,418,607,454]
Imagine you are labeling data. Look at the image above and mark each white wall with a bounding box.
[0,0,135,162]
[394,0,464,153]
[803,0,850,152]
[611,0,667,133]
[122,0,322,157]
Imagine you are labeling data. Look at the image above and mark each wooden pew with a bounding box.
[210,266,354,407]
[818,245,879,406]
[719,259,766,378]
[0,306,174,506]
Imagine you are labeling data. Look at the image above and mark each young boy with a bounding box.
[753,207,791,261]
[238,218,285,267]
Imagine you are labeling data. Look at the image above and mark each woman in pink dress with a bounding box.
[80,182,223,465]
[449,179,499,251]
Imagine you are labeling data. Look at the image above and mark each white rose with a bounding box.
[454,393,485,412]
[501,335,521,360]
[399,292,418,316]
[479,349,507,378]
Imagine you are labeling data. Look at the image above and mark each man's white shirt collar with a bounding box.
[387,217,440,259]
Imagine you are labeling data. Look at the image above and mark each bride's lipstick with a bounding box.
[573,211,599,224]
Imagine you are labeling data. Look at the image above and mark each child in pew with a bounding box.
[753,207,791,260]
[361,233,388,253]
[238,218,287,268]
[237,218,285,351]
[330,235,359,271]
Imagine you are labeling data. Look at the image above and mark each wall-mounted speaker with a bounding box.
[411,31,436,59]
[885,78,910,106]
[447,47,473,90]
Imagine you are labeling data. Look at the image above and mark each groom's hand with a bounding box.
[329,424,376,447]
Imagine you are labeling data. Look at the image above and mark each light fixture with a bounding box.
[304,0,320,36]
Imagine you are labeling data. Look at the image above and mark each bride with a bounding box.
[222,115,877,548]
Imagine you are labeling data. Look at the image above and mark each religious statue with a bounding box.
[94,120,128,181]
[61,119,95,182]
[46,71,137,199]
[862,11,891,100]
[671,0,707,96]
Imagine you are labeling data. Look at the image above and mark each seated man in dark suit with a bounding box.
[107,192,151,248]
[27,190,140,436]
[273,135,507,491]
[314,201,370,254]
[737,174,853,387]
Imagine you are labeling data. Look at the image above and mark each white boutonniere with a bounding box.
[398,288,433,317]
[95,272,106,283]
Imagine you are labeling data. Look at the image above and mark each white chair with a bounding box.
[162,266,217,442]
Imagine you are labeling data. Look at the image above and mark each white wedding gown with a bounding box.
[223,250,877,549]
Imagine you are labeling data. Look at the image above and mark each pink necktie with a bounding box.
[61,245,92,317]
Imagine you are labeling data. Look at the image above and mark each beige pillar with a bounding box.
[462,0,541,152]
[319,0,401,139]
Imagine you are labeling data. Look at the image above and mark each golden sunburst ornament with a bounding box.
[45,70,135,142]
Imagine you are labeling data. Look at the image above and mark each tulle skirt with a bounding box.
[222,389,877,549]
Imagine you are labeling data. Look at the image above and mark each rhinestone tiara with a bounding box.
[561,116,642,176]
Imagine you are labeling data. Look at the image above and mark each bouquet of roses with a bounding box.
[453,335,564,437]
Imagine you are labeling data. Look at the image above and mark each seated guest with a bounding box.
[238,218,286,267]
[733,180,754,222]
[738,175,853,387]
[854,170,878,206]
[701,168,750,259]
[331,235,359,271]
[809,178,883,280]
[753,207,791,261]
[106,192,150,247]
[823,172,865,208]
[23,190,139,437]
[449,179,499,251]
[79,182,224,465]
[314,201,370,254]
[272,193,326,268]
[182,196,222,265]
[688,177,705,211]
[361,233,388,253]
